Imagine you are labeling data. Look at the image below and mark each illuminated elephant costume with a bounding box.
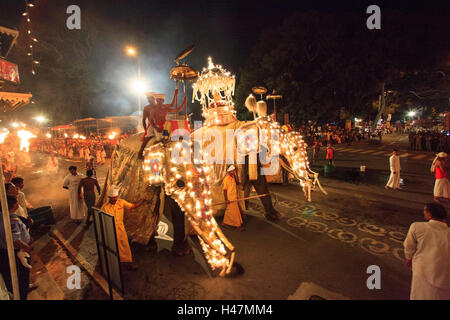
[97,58,326,276]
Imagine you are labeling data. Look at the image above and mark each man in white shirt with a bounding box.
[385,149,401,190]
[11,177,33,214]
[63,166,87,222]
[404,203,450,300]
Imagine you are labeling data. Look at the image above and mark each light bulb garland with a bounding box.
[142,142,235,276]
[192,57,236,124]
[22,0,39,75]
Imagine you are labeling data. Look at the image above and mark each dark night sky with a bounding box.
[2,0,447,73]
[0,0,449,121]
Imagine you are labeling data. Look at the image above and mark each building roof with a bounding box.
[0,91,32,112]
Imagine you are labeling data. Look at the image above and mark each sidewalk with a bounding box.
[24,225,109,300]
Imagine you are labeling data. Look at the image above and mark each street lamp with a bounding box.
[131,79,147,95]
[126,46,136,57]
[34,116,47,123]
[407,111,417,118]
[126,46,142,130]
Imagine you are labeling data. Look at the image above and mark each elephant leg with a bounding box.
[251,174,281,221]
[145,187,161,252]
[166,196,191,256]
[243,182,252,210]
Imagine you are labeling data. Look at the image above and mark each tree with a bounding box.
[235,9,450,127]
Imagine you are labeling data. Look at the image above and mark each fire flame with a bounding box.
[17,130,36,152]
[0,130,9,144]
[108,131,117,140]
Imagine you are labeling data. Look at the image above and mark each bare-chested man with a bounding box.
[78,169,101,225]
[138,88,185,159]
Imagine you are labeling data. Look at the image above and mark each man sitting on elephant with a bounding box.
[138,89,186,159]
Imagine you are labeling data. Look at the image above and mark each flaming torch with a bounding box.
[17,130,36,152]
[0,130,9,144]
[108,131,117,140]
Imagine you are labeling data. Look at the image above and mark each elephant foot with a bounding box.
[225,262,245,278]
[145,237,158,252]
[172,240,192,257]
[265,209,282,221]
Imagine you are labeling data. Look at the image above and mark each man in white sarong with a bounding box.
[63,166,87,222]
[385,149,401,190]
[404,203,450,300]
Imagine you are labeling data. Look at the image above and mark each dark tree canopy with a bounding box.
[235,8,450,126]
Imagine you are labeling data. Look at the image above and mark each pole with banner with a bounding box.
[0,165,20,300]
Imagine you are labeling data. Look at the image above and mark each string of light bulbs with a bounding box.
[22,0,39,75]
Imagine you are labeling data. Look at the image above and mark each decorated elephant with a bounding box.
[96,57,326,276]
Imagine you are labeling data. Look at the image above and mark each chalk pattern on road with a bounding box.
[249,198,407,262]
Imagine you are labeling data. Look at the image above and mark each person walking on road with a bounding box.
[222,165,245,231]
[415,133,423,151]
[409,132,415,150]
[100,185,145,270]
[313,139,321,165]
[404,203,450,300]
[385,149,401,190]
[78,169,101,225]
[326,143,334,166]
[63,166,87,223]
[431,152,450,202]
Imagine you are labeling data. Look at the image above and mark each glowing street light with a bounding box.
[125,45,143,130]
[131,79,147,95]
[34,116,47,123]
[126,46,137,57]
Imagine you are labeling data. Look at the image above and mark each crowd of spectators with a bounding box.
[298,124,372,147]
[408,130,450,153]
[32,132,132,163]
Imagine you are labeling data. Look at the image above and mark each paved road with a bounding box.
[16,134,446,300]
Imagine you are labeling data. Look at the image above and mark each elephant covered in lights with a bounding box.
[97,116,326,276]
[193,115,327,213]
[98,134,238,276]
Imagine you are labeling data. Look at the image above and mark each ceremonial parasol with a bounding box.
[266,90,282,121]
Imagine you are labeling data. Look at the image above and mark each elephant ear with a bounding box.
[245,94,257,113]
[256,101,267,117]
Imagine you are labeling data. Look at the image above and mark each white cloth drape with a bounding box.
[386,155,401,189]
[404,220,450,300]
[63,173,87,220]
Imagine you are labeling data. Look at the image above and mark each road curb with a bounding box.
[49,228,124,300]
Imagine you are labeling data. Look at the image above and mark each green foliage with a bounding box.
[235,10,449,126]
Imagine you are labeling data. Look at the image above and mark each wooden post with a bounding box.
[284,113,289,125]
[0,165,20,300]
